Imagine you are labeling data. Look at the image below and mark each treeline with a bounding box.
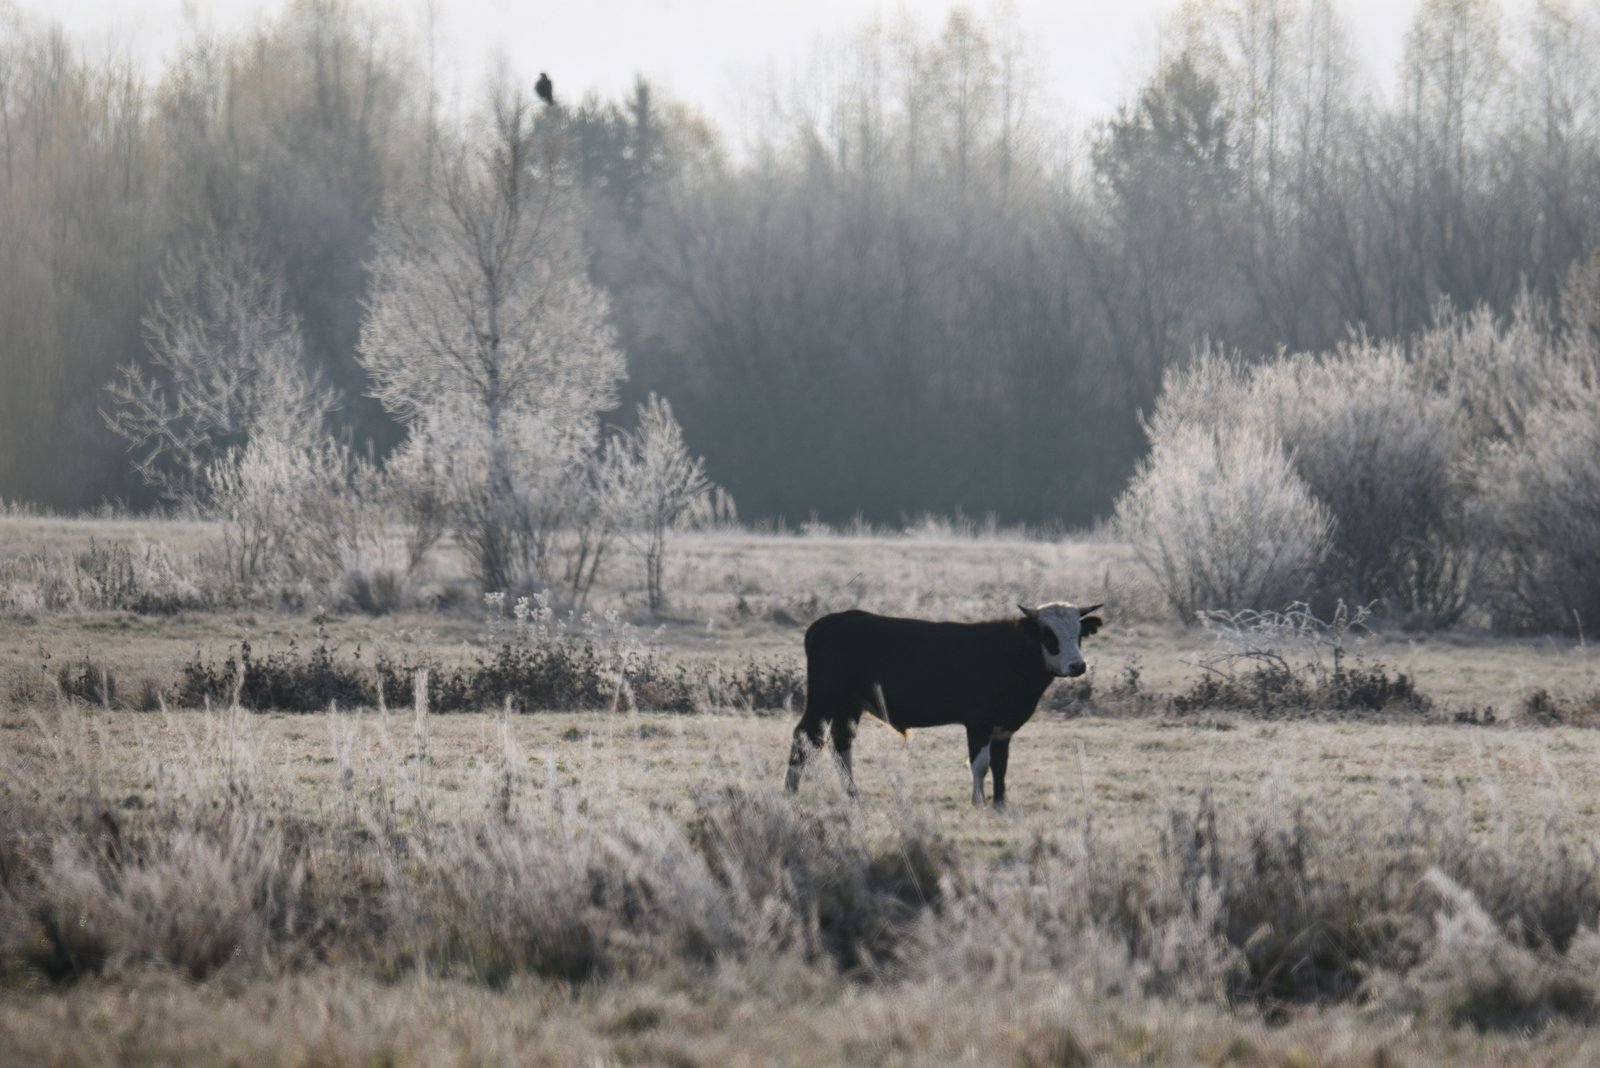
[3,0,1600,526]
[0,1,416,506]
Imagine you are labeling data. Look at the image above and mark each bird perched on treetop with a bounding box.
[536,72,554,106]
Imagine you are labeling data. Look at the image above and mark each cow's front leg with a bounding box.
[966,723,993,805]
[990,728,1014,808]
[786,716,826,792]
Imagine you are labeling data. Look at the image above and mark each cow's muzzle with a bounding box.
[1062,660,1087,678]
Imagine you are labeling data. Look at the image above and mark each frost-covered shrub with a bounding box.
[1136,345,1253,446]
[383,423,451,577]
[597,394,722,612]
[1133,343,1478,625]
[204,437,302,587]
[1255,345,1477,626]
[283,445,395,593]
[102,238,338,506]
[1411,295,1583,445]
[544,464,618,610]
[1170,603,1431,716]
[1459,262,1600,633]
[1114,417,1331,619]
[1476,388,1600,633]
[204,436,398,604]
[1559,249,1600,378]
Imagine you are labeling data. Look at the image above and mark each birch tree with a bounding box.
[102,238,338,504]
[358,78,626,592]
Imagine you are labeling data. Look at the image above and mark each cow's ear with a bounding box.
[1018,604,1040,621]
[1079,614,1104,639]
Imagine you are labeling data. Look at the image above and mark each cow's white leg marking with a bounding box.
[992,727,1014,742]
[971,743,991,805]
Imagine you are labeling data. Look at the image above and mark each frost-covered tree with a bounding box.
[598,394,719,612]
[101,238,338,504]
[100,235,397,598]
[383,397,595,589]
[358,77,626,592]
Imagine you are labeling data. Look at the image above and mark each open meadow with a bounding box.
[8,0,1600,1058]
[6,517,1600,1064]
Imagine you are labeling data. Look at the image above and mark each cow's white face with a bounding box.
[1023,602,1101,677]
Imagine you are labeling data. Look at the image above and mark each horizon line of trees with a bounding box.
[3,0,1600,529]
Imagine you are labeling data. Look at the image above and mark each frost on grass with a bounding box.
[6,704,1600,1036]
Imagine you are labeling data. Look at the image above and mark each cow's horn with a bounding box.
[1018,604,1039,620]
[1078,603,1103,615]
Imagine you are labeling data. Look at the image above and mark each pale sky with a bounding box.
[35,0,1451,142]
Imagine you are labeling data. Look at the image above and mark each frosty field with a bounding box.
[8,0,1600,1058]
[6,520,1600,1064]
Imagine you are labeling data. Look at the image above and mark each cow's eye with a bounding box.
[1041,628,1061,656]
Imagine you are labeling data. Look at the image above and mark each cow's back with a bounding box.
[803,610,1037,729]
[805,609,954,682]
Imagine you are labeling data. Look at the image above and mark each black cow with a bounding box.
[785,602,1103,806]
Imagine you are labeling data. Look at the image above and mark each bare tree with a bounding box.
[597,394,717,613]
[102,238,338,504]
[358,76,626,593]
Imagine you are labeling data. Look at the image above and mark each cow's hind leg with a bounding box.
[990,728,1014,808]
[785,711,827,792]
[966,723,993,806]
[830,714,860,798]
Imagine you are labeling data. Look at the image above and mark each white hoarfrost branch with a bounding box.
[102,238,338,504]
[358,79,626,593]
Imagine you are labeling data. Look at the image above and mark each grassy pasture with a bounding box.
[7,516,1600,1063]
[9,704,1600,857]
[7,703,1600,1064]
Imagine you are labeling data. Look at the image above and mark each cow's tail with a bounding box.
[870,682,908,739]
